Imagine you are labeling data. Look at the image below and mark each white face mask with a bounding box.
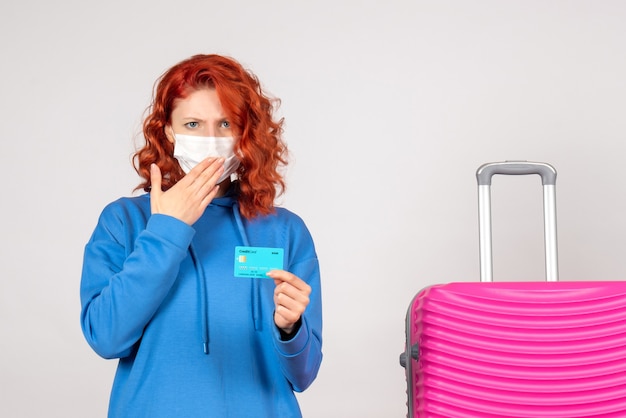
[172,133,240,184]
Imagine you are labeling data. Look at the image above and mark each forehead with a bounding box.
[172,87,224,117]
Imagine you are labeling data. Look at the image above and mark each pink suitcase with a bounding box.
[400,161,626,418]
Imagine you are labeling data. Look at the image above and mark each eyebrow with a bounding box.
[180,115,228,122]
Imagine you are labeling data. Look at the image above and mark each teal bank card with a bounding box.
[234,246,284,278]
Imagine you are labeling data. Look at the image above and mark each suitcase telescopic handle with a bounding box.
[476,161,559,282]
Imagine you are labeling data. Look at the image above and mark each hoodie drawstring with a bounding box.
[190,200,263,355]
[232,202,262,331]
[189,244,210,354]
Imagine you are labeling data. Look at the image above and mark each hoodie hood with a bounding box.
[188,184,262,354]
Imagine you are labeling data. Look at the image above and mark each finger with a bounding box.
[273,280,310,328]
[268,270,312,293]
[187,156,219,174]
[275,295,308,315]
[150,163,162,193]
[274,310,298,333]
[267,269,295,283]
[200,184,221,207]
[274,296,307,327]
[274,294,306,316]
[274,309,300,330]
[190,157,225,186]
[274,280,306,297]
[172,157,221,192]
[184,160,225,203]
[149,164,163,215]
[274,281,311,307]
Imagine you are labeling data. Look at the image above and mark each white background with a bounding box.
[1,1,626,417]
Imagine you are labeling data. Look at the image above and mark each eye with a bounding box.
[220,120,231,129]
[185,121,199,129]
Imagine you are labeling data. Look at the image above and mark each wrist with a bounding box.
[277,318,302,341]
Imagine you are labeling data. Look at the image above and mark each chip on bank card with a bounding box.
[234,246,284,278]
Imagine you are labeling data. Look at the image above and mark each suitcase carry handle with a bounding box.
[477,161,557,186]
[476,161,559,282]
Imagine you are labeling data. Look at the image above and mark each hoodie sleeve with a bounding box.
[80,201,195,359]
[271,218,323,392]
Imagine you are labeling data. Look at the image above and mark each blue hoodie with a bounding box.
[80,188,322,417]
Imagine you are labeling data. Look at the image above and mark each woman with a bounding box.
[80,54,323,417]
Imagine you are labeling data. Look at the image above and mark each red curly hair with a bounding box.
[133,54,287,219]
